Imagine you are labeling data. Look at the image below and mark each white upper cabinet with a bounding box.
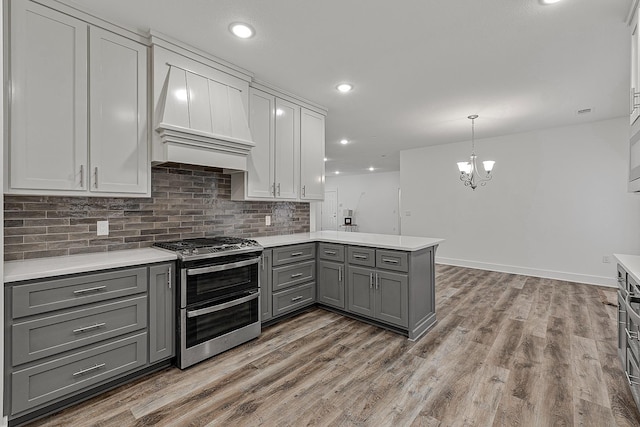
[89,27,148,194]
[9,0,88,191]
[274,98,300,200]
[7,0,149,197]
[300,108,325,201]
[631,6,640,126]
[247,88,275,198]
[232,87,326,202]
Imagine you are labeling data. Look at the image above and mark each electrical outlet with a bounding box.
[97,220,109,236]
[265,215,271,226]
[602,255,611,264]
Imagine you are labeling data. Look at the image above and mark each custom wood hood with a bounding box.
[151,32,256,170]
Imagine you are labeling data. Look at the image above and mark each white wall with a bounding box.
[324,171,400,235]
[400,117,640,287]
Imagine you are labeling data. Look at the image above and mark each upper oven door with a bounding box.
[181,253,260,307]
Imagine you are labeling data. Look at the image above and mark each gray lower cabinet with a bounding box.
[261,250,273,321]
[148,264,174,364]
[347,266,408,328]
[5,262,175,421]
[266,244,316,320]
[317,260,345,309]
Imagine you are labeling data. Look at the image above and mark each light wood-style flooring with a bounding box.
[26,265,640,426]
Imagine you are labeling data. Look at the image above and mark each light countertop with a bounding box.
[4,248,177,283]
[255,231,443,252]
[4,232,443,284]
[614,253,640,285]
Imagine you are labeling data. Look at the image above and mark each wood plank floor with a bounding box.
[26,265,640,427]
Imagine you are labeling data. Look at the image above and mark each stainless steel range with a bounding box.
[154,237,263,369]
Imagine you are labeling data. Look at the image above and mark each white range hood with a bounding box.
[151,32,256,170]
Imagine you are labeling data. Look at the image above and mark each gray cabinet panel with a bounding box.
[347,247,375,267]
[376,271,409,328]
[272,282,315,316]
[376,250,409,273]
[272,260,315,291]
[260,250,273,321]
[12,267,147,318]
[12,296,147,365]
[627,348,640,409]
[148,264,174,364]
[619,290,628,366]
[272,243,315,266]
[11,333,147,415]
[317,260,345,309]
[347,266,375,318]
[318,243,345,262]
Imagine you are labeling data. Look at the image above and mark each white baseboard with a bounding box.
[435,257,616,288]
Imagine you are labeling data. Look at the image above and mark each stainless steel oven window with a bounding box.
[181,257,259,307]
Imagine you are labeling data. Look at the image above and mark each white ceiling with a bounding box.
[61,0,631,175]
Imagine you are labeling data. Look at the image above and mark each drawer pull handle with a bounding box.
[353,254,368,260]
[370,273,374,289]
[324,250,337,255]
[73,286,107,295]
[291,273,303,278]
[626,371,640,386]
[291,296,303,302]
[626,327,640,341]
[73,322,106,334]
[73,363,106,377]
[290,252,303,257]
[382,258,399,264]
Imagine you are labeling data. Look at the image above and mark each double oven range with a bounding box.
[154,237,263,369]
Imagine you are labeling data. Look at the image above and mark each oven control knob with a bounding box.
[182,249,190,255]
[193,248,199,254]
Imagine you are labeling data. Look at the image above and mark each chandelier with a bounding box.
[457,115,495,190]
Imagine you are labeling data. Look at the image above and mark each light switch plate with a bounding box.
[265,215,271,226]
[97,220,109,236]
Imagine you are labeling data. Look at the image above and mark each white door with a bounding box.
[300,108,325,200]
[89,27,148,194]
[321,190,338,230]
[247,88,275,198]
[274,98,300,199]
[10,0,88,191]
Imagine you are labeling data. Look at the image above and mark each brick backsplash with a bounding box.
[4,163,310,261]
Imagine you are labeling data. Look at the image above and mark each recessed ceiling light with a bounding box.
[340,139,349,145]
[335,171,340,175]
[336,83,353,93]
[276,108,284,116]
[368,167,374,171]
[540,0,561,4]
[323,157,328,162]
[230,23,255,39]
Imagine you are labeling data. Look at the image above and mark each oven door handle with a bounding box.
[186,292,259,318]
[186,258,260,276]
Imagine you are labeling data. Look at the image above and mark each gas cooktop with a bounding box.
[153,236,262,260]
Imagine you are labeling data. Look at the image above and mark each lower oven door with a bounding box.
[179,291,260,369]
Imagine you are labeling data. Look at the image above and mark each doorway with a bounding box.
[321,190,338,231]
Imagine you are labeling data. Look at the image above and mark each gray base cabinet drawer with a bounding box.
[318,243,345,262]
[12,296,147,365]
[347,247,375,267]
[376,250,409,273]
[627,348,640,408]
[273,282,315,316]
[12,267,148,318]
[272,244,315,266]
[272,260,316,291]
[11,332,148,414]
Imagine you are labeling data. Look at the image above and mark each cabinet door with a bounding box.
[274,98,300,199]
[347,266,375,318]
[619,290,627,366]
[632,7,640,126]
[148,264,174,363]
[10,0,88,191]
[300,108,325,200]
[261,250,273,321]
[318,260,345,309]
[89,27,148,194]
[247,89,275,198]
[375,270,409,328]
